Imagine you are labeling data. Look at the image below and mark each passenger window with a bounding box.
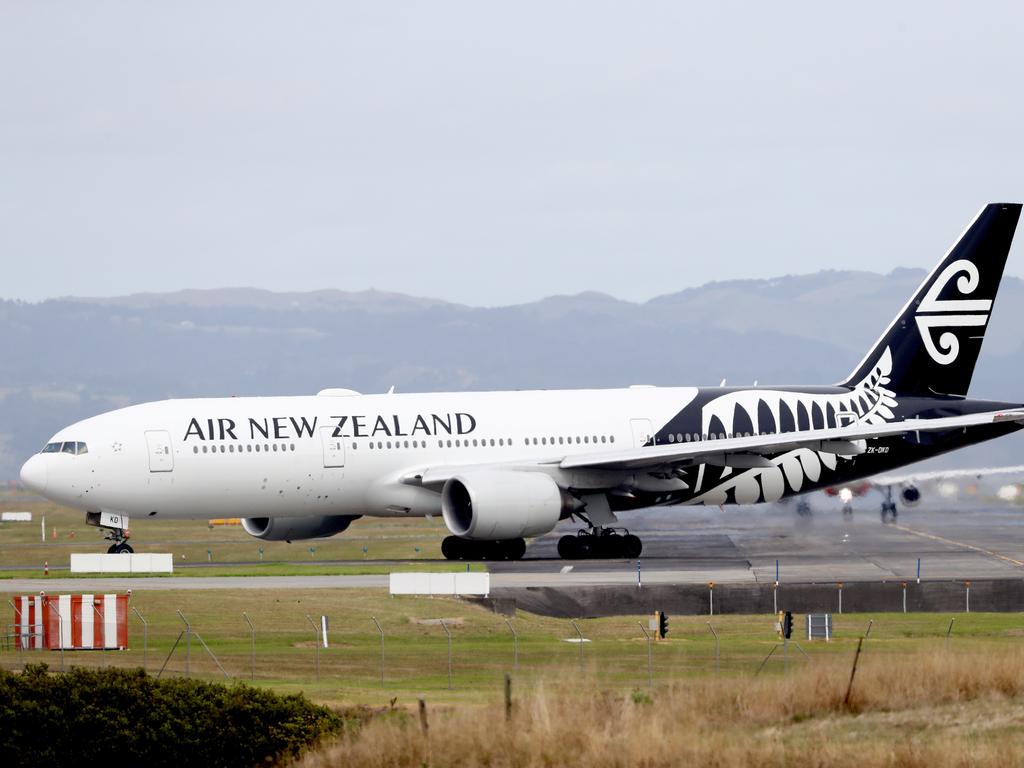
[610,435,615,443]
[446,440,452,448]
[272,444,278,452]
[193,446,198,454]
[600,436,606,443]
[291,444,296,451]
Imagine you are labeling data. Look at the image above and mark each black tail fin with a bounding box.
[841,203,1021,397]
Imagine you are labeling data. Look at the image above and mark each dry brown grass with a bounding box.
[297,647,1024,767]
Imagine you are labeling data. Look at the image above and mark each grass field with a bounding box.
[0,491,451,571]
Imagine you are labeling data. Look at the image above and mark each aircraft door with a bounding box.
[630,418,654,448]
[145,430,174,472]
[320,426,346,468]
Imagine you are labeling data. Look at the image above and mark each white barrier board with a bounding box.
[70,553,174,574]
[389,571,489,597]
[1,511,32,522]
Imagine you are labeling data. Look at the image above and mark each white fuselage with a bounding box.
[22,387,697,521]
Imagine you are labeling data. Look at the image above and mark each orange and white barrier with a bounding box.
[13,594,129,650]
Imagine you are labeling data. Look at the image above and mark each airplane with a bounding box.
[824,464,1024,522]
[18,203,1024,561]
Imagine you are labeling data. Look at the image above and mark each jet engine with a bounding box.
[441,471,573,540]
[900,485,921,507]
[241,515,361,542]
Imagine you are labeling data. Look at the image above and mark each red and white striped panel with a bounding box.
[14,595,44,650]
[37,594,129,650]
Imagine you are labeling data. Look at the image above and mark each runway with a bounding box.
[2,499,1022,594]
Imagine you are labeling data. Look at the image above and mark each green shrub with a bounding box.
[0,665,350,768]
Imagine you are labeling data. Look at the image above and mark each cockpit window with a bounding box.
[41,441,87,455]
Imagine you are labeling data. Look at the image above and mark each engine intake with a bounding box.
[441,471,569,540]
[901,485,921,507]
[241,515,361,542]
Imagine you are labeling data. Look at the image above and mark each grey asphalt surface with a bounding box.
[2,498,1022,592]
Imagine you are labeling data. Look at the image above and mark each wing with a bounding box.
[558,409,1024,472]
[406,408,1024,488]
[872,464,1024,487]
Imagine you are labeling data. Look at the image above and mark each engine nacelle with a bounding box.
[441,471,569,540]
[901,485,921,507]
[241,515,361,542]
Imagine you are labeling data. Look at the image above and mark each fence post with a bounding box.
[843,637,864,708]
[571,620,584,672]
[504,618,518,670]
[709,582,715,616]
[131,607,148,672]
[305,614,320,683]
[176,610,191,677]
[837,582,843,614]
[965,581,971,613]
[945,617,955,650]
[440,620,453,690]
[901,582,907,613]
[637,622,653,689]
[372,617,385,688]
[9,599,25,666]
[504,673,512,721]
[707,622,720,675]
[242,612,255,680]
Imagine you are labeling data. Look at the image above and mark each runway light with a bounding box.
[838,488,854,504]
[997,484,1021,502]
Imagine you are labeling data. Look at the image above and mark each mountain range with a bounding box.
[2,268,1023,482]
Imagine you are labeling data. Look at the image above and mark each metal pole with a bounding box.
[305,614,320,683]
[176,610,191,677]
[707,622,720,675]
[47,598,65,673]
[637,622,653,689]
[966,581,971,613]
[838,583,843,614]
[504,618,518,670]
[92,599,107,667]
[242,612,255,680]
[571,620,584,672]
[945,617,955,650]
[131,607,148,672]
[902,582,907,613]
[773,582,778,615]
[372,617,385,687]
[440,619,452,689]
[864,619,873,639]
[843,637,864,708]
[709,582,715,616]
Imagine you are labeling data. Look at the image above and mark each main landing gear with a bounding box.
[880,487,898,524]
[441,536,526,561]
[557,528,642,560]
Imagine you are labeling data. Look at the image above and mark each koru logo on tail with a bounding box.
[915,259,992,365]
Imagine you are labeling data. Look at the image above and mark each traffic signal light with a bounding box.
[782,611,793,639]
[658,611,669,639]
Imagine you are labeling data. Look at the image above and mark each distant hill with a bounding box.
[2,269,1023,481]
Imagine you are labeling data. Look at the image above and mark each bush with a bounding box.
[0,665,349,768]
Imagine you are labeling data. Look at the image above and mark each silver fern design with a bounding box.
[687,347,898,505]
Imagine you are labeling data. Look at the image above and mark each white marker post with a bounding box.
[320,615,329,648]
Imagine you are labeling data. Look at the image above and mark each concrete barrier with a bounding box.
[389,571,490,596]
[69,553,173,574]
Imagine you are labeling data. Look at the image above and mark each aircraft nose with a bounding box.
[20,455,48,494]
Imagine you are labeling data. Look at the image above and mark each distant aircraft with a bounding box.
[19,204,1024,560]
[824,465,1024,522]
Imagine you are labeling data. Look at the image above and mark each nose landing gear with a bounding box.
[557,527,642,560]
[85,511,134,554]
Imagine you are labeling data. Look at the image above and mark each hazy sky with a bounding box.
[3,2,1024,305]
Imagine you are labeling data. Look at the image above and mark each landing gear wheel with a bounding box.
[501,538,527,561]
[622,534,643,559]
[842,504,853,521]
[796,499,812,517]
[441,536,466,560]
[558,535,580,560]
[880,501,898,524]
[107,542,133,554]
